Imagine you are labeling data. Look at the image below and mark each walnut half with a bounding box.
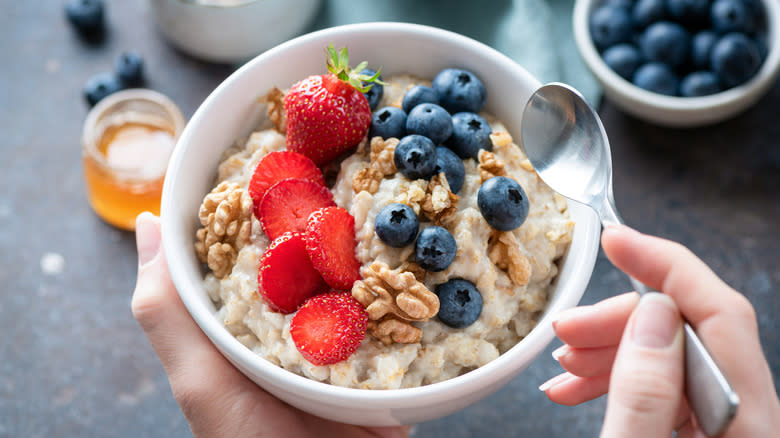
[194,181,253,278]
[352,261,439,345]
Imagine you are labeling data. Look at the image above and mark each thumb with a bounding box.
[601,293,685,438]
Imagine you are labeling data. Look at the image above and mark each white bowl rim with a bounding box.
[161,21,601,406]
[573,0,780,111]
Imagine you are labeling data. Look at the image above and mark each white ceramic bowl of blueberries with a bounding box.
[574,0,780,126]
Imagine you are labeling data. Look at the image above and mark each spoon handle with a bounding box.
[627,277,739,436]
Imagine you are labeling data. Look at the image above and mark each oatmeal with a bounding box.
[200,71,574,390]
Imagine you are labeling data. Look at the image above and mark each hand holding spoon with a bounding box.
[520,82,739,437]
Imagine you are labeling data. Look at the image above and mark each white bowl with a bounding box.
[573,0,780,127]
[161,22,601,426]
[148,0,322,64]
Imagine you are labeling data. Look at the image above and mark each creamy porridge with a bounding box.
[196,73,574,390]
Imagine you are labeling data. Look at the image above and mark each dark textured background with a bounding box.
[1,1,777,436]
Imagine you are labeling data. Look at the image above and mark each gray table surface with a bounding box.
[2,2,778,437]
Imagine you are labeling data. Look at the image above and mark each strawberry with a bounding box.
[304,206,362,290]
[283,45,381,166]
[290,291,368,366]
[248,151,325,203]
[258,232,326,314]
[258,178,335,239]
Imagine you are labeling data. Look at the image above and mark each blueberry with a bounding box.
[369,106,407,140]
[374,203,419,248]
[432,68,487,113]
[402,85,440,113]
[632,0,666,28]
[680,71,722,96]
[589,5,633,51]
[666,0,710,27]
[445,112,492,160]
[83,72,123,107]
[406,103,453,145]
[434,147,466,194]
[65,0,105,35]
[115,51,144,86]
[394,135,438,180]
[711,32,762,87]
[361,68,383,111]
[435,278,482,328]
[639,21,691,68]
[477,176,530,231]
[603,43,643,80]
[692,31,719,70]
[711,0,752,34]
[415,226,457,272]
[633,62,679,95]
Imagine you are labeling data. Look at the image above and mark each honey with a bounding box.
[82,90,185,231]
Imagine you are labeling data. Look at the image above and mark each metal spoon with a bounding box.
[521,82,739,437]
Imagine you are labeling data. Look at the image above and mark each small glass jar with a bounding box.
[82,89,185,231]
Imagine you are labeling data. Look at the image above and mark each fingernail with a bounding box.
[135,212,160,268]
[538,372,573,392]
[551,345,568,362]
[630,293,680,348]
[552,305,594,327]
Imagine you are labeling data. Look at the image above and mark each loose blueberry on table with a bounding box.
[115,51,145,87]
[65,0,105,38]
[83,72,123,107]
[589,0,768,96]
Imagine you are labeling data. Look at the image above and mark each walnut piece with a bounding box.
[490,130,513,148]
[399,261,426,283]
[393,179,428,215]
[488,231,532,287]
[478,149,507,182]
[351,167,383,194]
[352,137,398,194]
[194,181,253,278]
[421,173,459,225]
[265,86,286,133]
[352,261,438,344]
[368,316,422,345]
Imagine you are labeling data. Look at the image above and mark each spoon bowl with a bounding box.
[520,83,613,219]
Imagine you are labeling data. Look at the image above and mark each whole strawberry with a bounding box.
[284,45,380,166]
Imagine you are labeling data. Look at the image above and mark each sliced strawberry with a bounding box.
[304,206,362,290]
[290,291,368,366]
[248,151,325,203]
[258,178,335,240]
[258,232,326,314]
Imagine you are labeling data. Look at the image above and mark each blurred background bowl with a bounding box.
[573,0,780,127]
[148,0,322,64]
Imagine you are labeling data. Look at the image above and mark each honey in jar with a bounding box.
[82,89,185,231]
